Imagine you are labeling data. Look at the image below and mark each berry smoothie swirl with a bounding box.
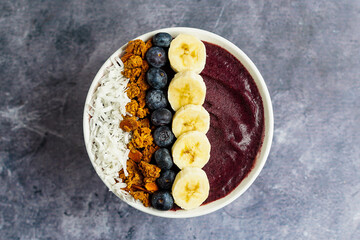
[201,42,265,204]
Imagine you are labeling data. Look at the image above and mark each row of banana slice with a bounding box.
[166,34,211,210]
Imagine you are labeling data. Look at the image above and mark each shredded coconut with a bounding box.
[86,63,135,202]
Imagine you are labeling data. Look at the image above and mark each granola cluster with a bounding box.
[118,39,161,206]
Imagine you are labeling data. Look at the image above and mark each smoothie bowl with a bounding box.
[83,27,273,218]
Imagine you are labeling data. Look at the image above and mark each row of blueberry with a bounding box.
[144,33,177,210]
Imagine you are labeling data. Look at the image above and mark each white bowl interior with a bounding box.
[83,27,274,218]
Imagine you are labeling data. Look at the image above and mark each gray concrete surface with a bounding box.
[1,0,359,239]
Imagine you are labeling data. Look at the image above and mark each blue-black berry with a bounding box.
[151,108,172,126]
[156,170,176,190]
[145,89,167,110]
[146,68,168,89]
[153,32,172,48]
[154,148,173,170]
[151,191,174,210]
[153,126,174,147]
[146,47,167,68]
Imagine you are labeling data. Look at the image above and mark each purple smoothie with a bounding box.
[201,42,265,204]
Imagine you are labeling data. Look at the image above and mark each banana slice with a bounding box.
[168,71,206,111]
[172,104,210,138]
[168,34,206,73]
[172,131,211,169]
[172,167,210,210]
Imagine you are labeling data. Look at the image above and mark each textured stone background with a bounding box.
[1,0,359,239]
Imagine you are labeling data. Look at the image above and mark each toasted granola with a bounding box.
[118,39,160,206]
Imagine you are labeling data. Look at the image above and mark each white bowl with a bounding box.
[83,27,273,218]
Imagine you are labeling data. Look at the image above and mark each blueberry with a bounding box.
[151,191,174,210]
[156,170,176,190]
[154,148,173,169]
[145,89,167,110]
[153,126,175,147]
[146,46,167,68]
[153,32,172,48]
[151,108,172,126]
[146,68,167,89]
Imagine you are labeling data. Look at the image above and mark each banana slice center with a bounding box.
[176,84,193,105]
[184,182,200,202]
[180,44,197,66]
[181,143,200,164]
[181,44,190,54]
[182,116,201,132]
[183,120,196,128]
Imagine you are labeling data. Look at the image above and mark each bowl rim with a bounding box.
[83,27,274,218]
